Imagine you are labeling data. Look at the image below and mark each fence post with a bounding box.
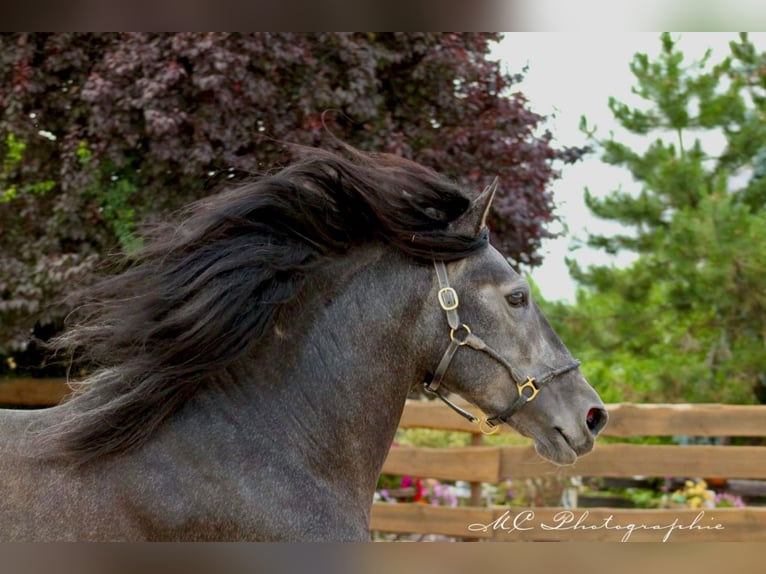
[463,432,484,541]
[468,432,484,505]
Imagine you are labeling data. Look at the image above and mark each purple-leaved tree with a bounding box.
[0,33,586,373]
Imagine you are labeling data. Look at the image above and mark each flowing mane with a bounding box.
[43,144,489,463]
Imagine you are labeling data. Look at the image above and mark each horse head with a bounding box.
[420,180,607,465]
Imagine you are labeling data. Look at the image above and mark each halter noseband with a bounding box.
[423,260,581,435]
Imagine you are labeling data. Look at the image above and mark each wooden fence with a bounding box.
[3,378,766,541]
[0,377,70,407]
[372,399,766,541]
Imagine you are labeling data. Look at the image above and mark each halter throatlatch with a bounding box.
[423,260,581,435]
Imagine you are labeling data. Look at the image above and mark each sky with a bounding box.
[491,32,766,303]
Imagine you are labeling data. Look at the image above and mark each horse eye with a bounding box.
[507,291,527,307]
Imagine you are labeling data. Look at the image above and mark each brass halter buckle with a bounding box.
[517,376,541,402]
[437,287,459,311]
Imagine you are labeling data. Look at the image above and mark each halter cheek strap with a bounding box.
[423,260,580,434]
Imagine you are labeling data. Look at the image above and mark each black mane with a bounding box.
[44,144,488,463]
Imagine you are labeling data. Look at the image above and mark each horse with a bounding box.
[0,145,607,541]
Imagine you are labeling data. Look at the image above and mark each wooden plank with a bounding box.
[370,504,766,541]
[0,378,70,407]
[382,444,766,481]
[398,399,482,433]
[398,399,766,437]
[371,504,497,540]
[604,402,766,437]
[508,444,766,480]
[383,446,502,483]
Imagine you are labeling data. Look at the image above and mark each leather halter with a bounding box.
[423,260,581,435]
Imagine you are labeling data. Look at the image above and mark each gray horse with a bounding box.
[0,145,607,540]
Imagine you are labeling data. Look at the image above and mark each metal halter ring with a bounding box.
[516,377,541,402]
[478,418,500,435]
[449,324,472,346]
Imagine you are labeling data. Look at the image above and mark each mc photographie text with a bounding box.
[468,509,725,542]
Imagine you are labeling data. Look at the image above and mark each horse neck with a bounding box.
[185,247,432,502]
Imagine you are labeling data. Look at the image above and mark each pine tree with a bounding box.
[553,33,766,404]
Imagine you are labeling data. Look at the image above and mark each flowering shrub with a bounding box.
[670,479,716,509]
[375,475,749,519]
[669,479,746,509]
[425,479,460,507]
[375,475,462,507]
[577,477,750,509]
[714,492,746,508]
[376,475,577,508]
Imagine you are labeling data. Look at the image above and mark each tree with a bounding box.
[548,33,766,404]
[0,33,585,374]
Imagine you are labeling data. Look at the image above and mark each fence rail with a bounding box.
[0,377,70,406]
[382,443,766,482]
[398,399,766,437]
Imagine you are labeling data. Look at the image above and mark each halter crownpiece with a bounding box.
[423,260,581,435]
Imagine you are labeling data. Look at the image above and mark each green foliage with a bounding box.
[394,428,471,449]
[1,133,25,202]
[3,133,25,168]
[75,140,92,164]
[581,478,666,509]
[548,33,766,404]
[2,134,56,203]
[580,478,746,510]
[101,178,143,255]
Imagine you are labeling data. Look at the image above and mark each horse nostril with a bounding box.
[586,407,608,435]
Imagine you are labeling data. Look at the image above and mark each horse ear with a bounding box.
[450,177,498,237]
